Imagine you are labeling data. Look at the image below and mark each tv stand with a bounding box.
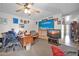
[47,29,61,45]
[38,29,48,40]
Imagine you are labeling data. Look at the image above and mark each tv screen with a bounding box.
[39,19,54,29]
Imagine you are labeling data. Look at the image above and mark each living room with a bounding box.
[0,3,79,56]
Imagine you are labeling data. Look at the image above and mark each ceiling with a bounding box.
[0,3,79,20]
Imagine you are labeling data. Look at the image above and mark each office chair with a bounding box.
[3,31,21,52]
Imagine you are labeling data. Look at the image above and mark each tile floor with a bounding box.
[0,39,78,56]
[0,39,51,56]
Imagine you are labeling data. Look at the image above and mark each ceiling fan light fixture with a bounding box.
[28,10,31,14]
[24,9,31,14]
[27,4,32,8]
[24,9,28,13]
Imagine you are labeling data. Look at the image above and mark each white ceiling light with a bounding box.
[24,9,31,14]
[24,9,28,13]
[28,10,31,14]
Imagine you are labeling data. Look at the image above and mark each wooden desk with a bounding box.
[20,35,33,48]
[32,34,39,41]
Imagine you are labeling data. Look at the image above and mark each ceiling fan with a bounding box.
[16,3,40,15]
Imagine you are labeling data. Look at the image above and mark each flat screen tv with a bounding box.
[39,19,54,29]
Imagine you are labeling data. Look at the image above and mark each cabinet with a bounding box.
[38,29,48,40]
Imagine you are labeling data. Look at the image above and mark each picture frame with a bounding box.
[24,20,27,24]
[20,19,24,23]
[13,17,18,24]
[57,21,61,24]
[0,17,7,24]
[19,24,25,28]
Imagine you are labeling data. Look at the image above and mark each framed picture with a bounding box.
[0,17,7,24]
[24,20,27,24]
[19,24,25,28]
[20,19,24,23]
[62,18,65,24]
[20,19,29,24]
[57,21,61,24]
[13,17,18,24]
[54,18,58,21]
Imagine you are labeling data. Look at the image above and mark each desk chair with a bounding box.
[0,38,2,48]
[3,32,21,52]
[30,30,39,41]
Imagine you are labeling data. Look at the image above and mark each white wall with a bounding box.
[0,12,38,37]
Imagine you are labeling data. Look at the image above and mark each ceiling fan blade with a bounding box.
[29,3,34,5]
[16,6,25,12]
[24,3,29,6]
[29,6,40,13]
[16,9,22,12]
[16,3,24,6]
[35,10,40,13]
[28,14,31,16]
[31,8,40,13]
